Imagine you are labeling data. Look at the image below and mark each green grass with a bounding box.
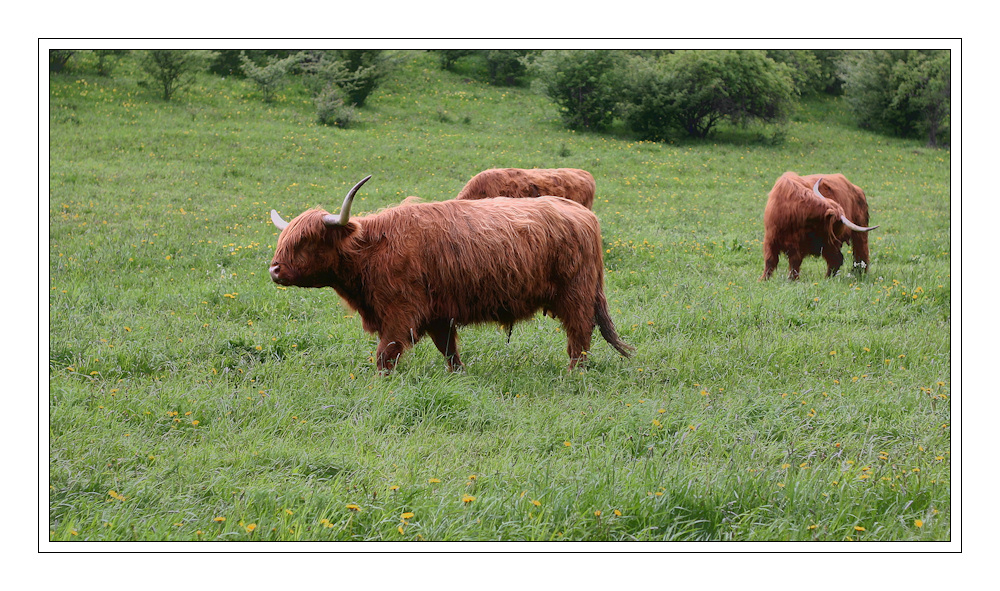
[47,50,951,542]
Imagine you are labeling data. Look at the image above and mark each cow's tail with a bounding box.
[595,289,634,358]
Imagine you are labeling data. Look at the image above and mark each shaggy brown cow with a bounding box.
[269,175,632,373]
[455,168,596,209]
[761,172,878,280]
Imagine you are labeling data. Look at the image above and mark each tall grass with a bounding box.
[47,50,950,542]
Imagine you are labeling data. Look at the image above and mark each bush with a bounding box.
[438,50,476,71]
[622,50,796,140]
[50,50,75,73]
[484,50,530,86]
[840,50,950,146]
[315,84,359,127]
[766,50,825,96]
[239,51,303,102]
[299,50,396,107]
[138,50,217,101]
[529,50,626,131]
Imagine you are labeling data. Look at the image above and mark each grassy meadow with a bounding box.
[47,50,951,542]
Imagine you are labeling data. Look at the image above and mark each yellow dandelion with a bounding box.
[346,504,361,512]
[594,510,602,517]
[398,525,405,535]
[807,524,818,530]
[428,478,441,484]
[563,441,572,447]
[914,519,923,528]
[389,485,400,491]
[245,523,257,533]
[213,516,226,522]
[854,526,866,532]
[613,509,622,517]
[401,512,414,520]
[531,499,541,507]
[462,494,476,504]
[781,463,791,469]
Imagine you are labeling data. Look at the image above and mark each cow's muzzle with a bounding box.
[269,264,285,284]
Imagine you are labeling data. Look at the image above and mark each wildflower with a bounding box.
[245,523,257,533]
[428,478,441,484]
[594,510,602,517]
[462,495,476,504]
[401,512,414,520]
[563,441,572,447]
[807,524,818,530]
[531,499,541,507]
[389,485,400,492]
[781,463,791,469]
[346,504,361,512]
[854,526,866,532]
[613,510,622,517]
[213,516,226,522]
[398,525,405,535]
[915,519,923,528]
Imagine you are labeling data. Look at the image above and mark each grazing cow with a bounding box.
[269,176,632,373]
[761,172,878,281]
[456,168,596,209]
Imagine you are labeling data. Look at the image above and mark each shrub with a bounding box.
[438,50,476,71]
[239,51,303,102]
[529,50,626,131]
[138,50,217,101]
[93,50,128,77]
[315,84,359,127]
[622,50,796,140]
[766,50,826,96]
[50,50,75,73]
[299,50,397,107]
[484,50,530,86]
[840,50,950,146]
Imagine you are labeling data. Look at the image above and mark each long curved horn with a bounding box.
[812,178,826,199]
[323,175,372,226]
[270,209,289,230]
[840,215,879,232]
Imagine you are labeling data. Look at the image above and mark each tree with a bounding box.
[528,50,626,131]
[139,50,216,101]
[840,50,950,146]
[622,50,796,140]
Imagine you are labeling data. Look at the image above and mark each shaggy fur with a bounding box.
[761,172,874,280]
[270,196,631,372]
[455,168,596,209]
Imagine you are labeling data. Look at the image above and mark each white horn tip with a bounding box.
[270,209,289,230]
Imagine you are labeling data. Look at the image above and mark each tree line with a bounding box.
[50,49,950,147]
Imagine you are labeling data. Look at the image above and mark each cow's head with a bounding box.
[812,178,878,236]
[269,175,371,287]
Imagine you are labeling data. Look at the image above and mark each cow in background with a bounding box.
[761,172,878,280]
[456,168,596,209]
[269,176,632,372]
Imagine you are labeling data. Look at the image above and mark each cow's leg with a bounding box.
[786,250,804,281]
[560,311,595,371]
[427,318,463,371]
[761,241,780,281]
[823,245,844,277]
[375,327,418,373]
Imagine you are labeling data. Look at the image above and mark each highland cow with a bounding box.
[761,172,878,280]
[269,176,632,372]
[456,168,596,209]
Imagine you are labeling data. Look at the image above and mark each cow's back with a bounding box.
[355,197,602,324]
